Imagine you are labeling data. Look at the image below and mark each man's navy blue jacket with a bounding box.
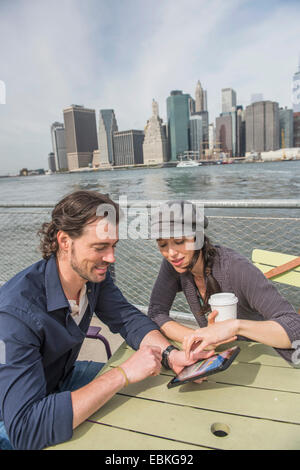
[0,255,159,450]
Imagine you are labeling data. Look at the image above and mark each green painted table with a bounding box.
[48,340,300,450]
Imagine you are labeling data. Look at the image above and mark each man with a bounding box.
[0,191,211,450]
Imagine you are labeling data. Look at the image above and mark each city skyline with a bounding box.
[0,0,300,174]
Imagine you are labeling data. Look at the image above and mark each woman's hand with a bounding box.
[182,316,238,360]
[207,310,219,325]
[203,310,221,350]
[167,348,215,376]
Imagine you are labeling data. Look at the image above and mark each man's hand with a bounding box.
[120,345,162,384]
[71,345,162,429]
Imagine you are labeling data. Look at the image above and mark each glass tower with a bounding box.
[51,122,67,171]
[279,108,294,148]
[167,90,190,161]
[189,112,209,155]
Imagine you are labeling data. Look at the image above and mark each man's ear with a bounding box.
[57,230,71,253]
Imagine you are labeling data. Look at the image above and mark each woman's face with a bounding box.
[157,237,195,273]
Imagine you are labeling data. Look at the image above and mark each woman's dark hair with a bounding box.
[38,190,120,260]
[188,234,221,316]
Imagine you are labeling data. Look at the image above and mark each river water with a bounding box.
[0,160,299,204]
[0,160,299,309]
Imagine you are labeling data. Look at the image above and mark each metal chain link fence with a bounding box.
[0,203,299,315]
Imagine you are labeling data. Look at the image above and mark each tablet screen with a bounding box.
[172,347,238,383]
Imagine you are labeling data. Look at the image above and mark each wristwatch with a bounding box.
[161,345,179,369]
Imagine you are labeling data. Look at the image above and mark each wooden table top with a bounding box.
[48,340,300,450]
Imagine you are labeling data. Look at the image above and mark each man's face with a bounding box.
[68,220,118,283]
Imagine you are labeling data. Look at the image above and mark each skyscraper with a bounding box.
[293,112,300,147]
[292,57,300,113]
[48,152,56,172]
[208,123,215,151]
[216,114,233,156]
[222,88,237,114]
[143,99,169,164]
[167,90,190,161]
[50,122,67,171]
[279,107,294,148]
[245,101,280,153]
[113,130,144,166]
[195,81,207,112]
[63,105,98,171]
[189,112,209,157]
[188,96,195,115]
[98,109,118,166]
[236,107,246,157]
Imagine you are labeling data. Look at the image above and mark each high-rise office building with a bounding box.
[167,90,190,161]
[143,99,169,164]
[222,88,237,114]
[195,81,207,112]
[293,113,300,147]
[98,109,118,166]
[48,152,56,172]
[216,114,233,156]
[188,96,195,115]
[216,105,245,157]
[236,107,246,157]
[208,123,215,151]
[203,90,208,113]
[50,122,67,171]
[189,112,209,157]
[245,101,280,153]
[113,130,144,166]
[292,57,300,113]
[63,105,98,171]
[279,108,294,148]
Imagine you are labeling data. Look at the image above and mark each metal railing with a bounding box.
[0,200,299,314]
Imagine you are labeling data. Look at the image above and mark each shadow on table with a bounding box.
[217,339,279,363]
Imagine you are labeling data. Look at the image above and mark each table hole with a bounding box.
[211,423,230,438]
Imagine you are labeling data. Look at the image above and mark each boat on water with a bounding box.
[176,159,201,168]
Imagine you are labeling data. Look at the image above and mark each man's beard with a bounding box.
[70,244,108,283]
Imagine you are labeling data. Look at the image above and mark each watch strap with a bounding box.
[161,345,179,369]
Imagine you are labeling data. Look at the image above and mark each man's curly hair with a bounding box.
[38,190,120,259]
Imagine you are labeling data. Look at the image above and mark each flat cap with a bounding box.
[150,200,208,244]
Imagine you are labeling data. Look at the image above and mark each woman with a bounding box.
[148,200,300,364]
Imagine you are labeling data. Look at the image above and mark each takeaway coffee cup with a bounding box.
[208,293,238,322]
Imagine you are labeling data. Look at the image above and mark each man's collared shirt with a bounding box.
[0,255,159,450]
[68,284,88,325]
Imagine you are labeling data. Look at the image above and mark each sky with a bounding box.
[0,0,300,175]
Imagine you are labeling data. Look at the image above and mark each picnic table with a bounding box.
[48,339,300,450]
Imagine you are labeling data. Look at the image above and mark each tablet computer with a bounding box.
[167,346,240,389]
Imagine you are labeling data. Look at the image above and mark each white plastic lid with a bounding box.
[208,293,238,306]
